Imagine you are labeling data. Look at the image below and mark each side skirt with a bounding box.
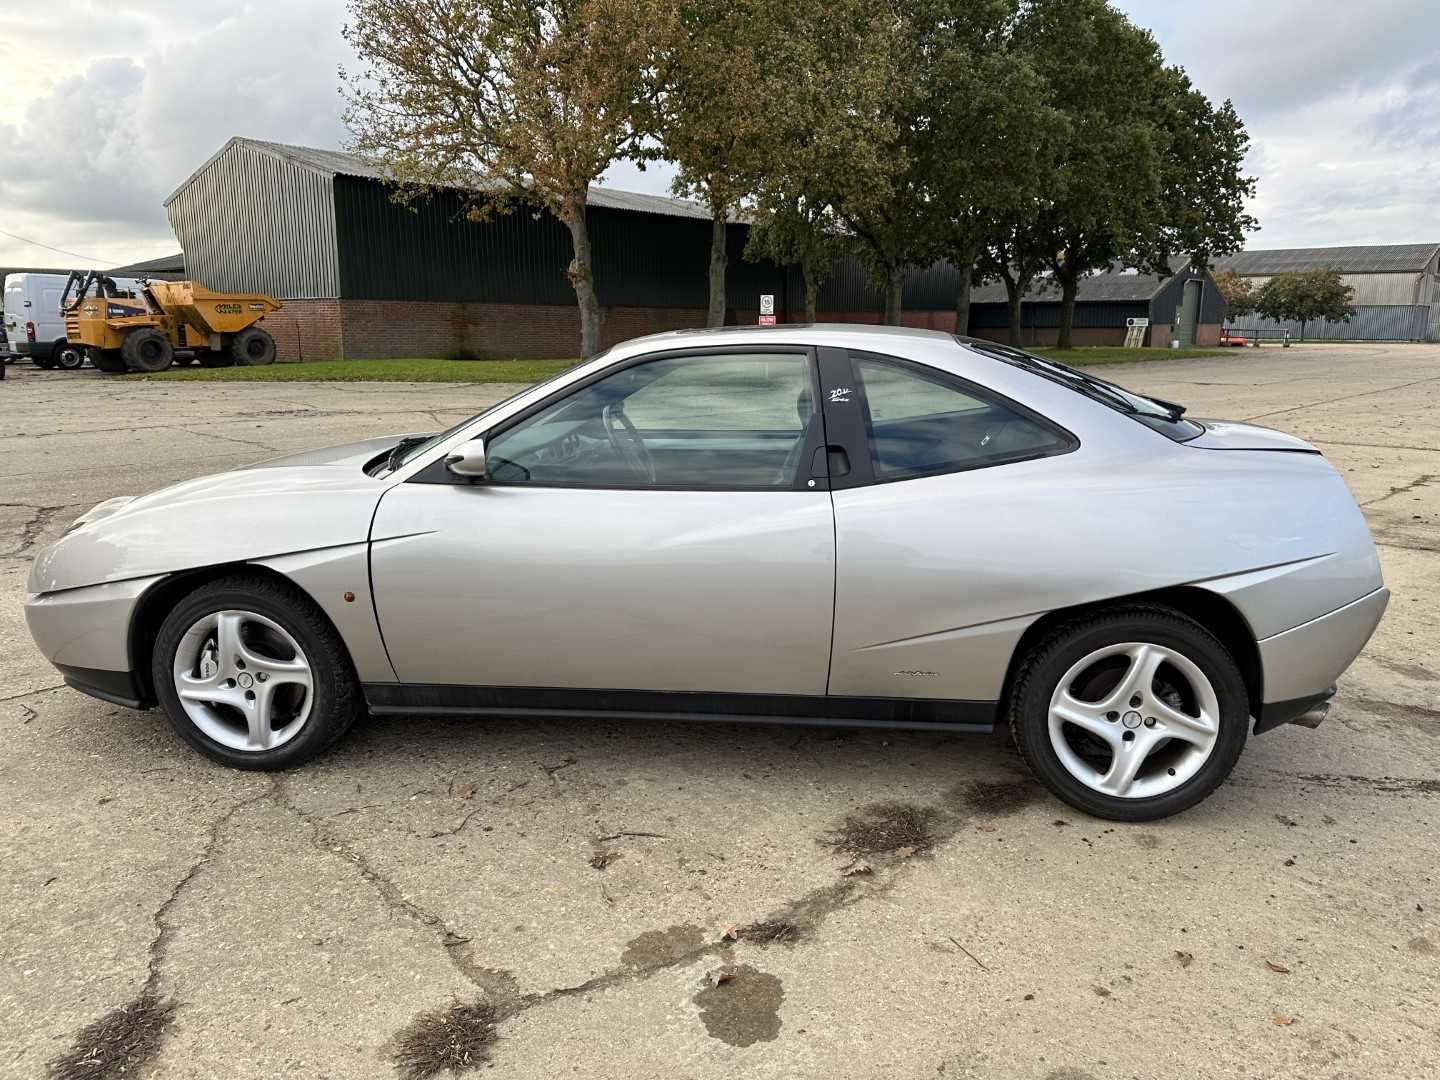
[362,683,997,733]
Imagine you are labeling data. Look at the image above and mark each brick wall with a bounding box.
[333,300,721,360]
[261,299,343,361]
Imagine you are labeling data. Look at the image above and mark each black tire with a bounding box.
[55,342,85,370]
[197,350,234,368]
[229,326,276,366]
[151,575,361,770]
[121,328,175,372]
[1008,604,1249,822]
[90,349,127,373]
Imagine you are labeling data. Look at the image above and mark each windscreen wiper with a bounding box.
[386,434,433,474]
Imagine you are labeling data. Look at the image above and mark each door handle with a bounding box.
[825,446,851,477]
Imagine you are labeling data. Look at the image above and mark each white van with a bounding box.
[2,273,142,370]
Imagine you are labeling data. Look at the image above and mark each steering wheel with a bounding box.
[602,403,656,483]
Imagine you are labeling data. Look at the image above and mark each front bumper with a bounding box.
[1256,586,1389,722]
[24,574,163,710]
[54,663,146,709]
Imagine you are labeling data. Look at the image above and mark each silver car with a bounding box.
[24,326,1387,820]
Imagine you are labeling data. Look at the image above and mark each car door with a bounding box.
[817,346,1079,709]
[369,346,836,701]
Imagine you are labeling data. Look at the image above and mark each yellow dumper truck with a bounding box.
[61,270,282,373]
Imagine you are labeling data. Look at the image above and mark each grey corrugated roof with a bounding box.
[970,264,1175,304]
[1213,244,1440,275]
[107,253,185,276]
[169,137,723,222]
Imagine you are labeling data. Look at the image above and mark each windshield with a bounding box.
[380,362,587,474]
[958,338,1203,441]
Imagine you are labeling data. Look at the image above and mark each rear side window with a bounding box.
[853,355,1075,481]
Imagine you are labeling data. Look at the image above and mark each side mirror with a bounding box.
[445,439,489,481]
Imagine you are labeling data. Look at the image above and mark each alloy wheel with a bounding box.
[172,609,314,752]
[1047,641,1220,799]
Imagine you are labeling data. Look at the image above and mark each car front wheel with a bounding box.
[152,575,361,769]
[1008,605,1249,821]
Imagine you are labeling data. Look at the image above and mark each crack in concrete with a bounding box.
[180,427,284,453]
[1241,374,1440,423]
[1316,439,1440,455]
[145,786,277,995]
[0,684,66,703]
[0,503,70,559]
[1362,473,1437,508]
[277,783,522,1008]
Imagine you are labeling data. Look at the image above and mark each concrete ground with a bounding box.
[1,343,1436,1080]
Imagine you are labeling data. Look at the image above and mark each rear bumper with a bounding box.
[1257,586,1389,706]
[1254,685,1335,734]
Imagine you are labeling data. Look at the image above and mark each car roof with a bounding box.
[609,322,958,355]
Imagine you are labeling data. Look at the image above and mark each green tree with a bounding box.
[926,3,1060,335]
[651,0,774,326]
[1255,268,1355,341]
[1213,270,1256,318]
[743,0,902,322]
[343,0,663,358]
[978,219,1051,347]
[1152,70,1258,271]
[744,197,847,322]
[1014,0,1168,350]
[822,2,945,325]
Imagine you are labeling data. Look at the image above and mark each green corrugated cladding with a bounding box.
[332,176,788,311]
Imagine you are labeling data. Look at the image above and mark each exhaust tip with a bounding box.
[1290,702,1329,729]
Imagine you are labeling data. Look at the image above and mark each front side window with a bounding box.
[486,351,817,489]
[854,355,1074,480]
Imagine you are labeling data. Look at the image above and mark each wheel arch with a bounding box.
[1001,586,1263,720]
[127,562,349,708]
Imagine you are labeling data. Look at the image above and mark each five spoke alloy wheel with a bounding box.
[172,609,314,752]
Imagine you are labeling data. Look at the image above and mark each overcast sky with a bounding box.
[3,1,1438,268]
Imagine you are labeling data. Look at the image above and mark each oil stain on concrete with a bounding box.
[620,924,705,969]
[693,964,784,1046]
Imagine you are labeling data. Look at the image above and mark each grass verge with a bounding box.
[1030,346,1233,365]
[143,357,577,383]
[135,345,1234,383]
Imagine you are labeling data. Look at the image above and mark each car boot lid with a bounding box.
[1187,419,1319,453]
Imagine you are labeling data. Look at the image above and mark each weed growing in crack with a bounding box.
[824,801,938,856]
[47,993,175,1080]
[737,919,800,946]
[952,779,1040,816]
[393,1000,499,1080]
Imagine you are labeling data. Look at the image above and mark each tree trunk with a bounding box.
[952,242,979,336]
[561,200,604,358]
[707,208,728,327]
[1004,276,1024,347]
[953,274,973,337]
[882,266,904,326]
[1057,271,1079,350]
[802,262,819,323]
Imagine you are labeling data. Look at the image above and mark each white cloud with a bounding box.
[2,0,1437,267]
[0,1,352,267]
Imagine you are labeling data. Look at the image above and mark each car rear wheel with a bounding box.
[55,343,85,370]
[1008,605,1249,821]
[152,575,361,770]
